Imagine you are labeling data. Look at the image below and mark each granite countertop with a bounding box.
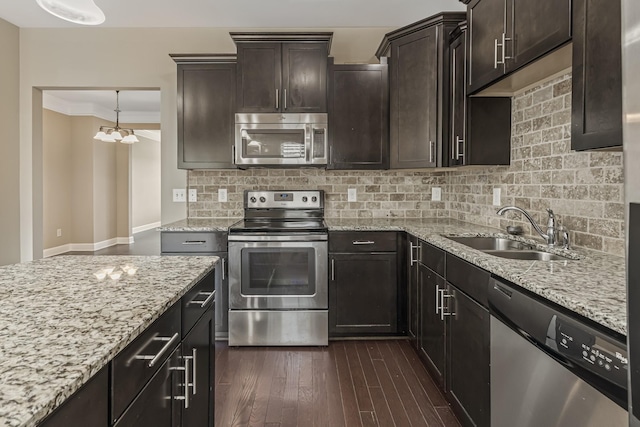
[0,255,218,427]
[158,218,238,232]
[158,217,627,336]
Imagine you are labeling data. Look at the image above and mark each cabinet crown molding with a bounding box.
[229,32,333,51]
[170,53,237,64]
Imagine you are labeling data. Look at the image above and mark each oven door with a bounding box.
[228,239,328,310]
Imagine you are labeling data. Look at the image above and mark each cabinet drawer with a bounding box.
[419,240,445,277]
[329,231,397,252]
[111,303,181,423]
[445,255,490,307]
[182,269,215,336]
[161,232,227,253]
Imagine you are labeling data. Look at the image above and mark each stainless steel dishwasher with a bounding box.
[488,277,628,427]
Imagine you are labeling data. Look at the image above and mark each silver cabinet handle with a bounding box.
[284,89,287,110]
[221,257,226,281]
[276,88,279,109]
[456,135,464,160]
[502,32,512,62]
[352,240,375,245]
[409,243,418,266]
[134,333,180,368]
[440,291,455,321]
[435,286,441,315]
[182,240,206,245]
[191,348,197,395]
[494,38,499,69]
[331,258,335,281]
[171,354,191,408]
[429,141,436,164]
[188,291,215,308]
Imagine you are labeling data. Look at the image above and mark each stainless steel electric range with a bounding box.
[227,190,328,346]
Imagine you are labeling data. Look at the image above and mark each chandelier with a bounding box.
[93,91,139,144]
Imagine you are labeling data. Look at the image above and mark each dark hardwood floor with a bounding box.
[215,340,460,427]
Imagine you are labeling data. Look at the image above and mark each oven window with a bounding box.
[241,129,305,159]
[241,248,316,295]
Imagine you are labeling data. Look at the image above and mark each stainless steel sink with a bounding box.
[447,236,534,251]
[446,236,572,261]
[482,250,569,261]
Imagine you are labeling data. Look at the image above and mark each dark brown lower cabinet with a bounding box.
[329,252,398,335]
[447,285,490,427]
[418,263,446,385]
[39,367,109,427]
[407,234,419,348]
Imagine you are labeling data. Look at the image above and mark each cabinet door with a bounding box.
[329,253,397,335]
[507,0,571,71]
[178,63,236,169]
[418,264,445,384]
[236,43,282,113]
[467,0,507,93]
[390,27,438,168]
[182,308,215,427]
[571,0,623,150]
[114,348,181,427]
[447,285,490,427]
[282,43,328,113]
[39,367,108,427]
[449,28,466,167]
[328,64,389,170]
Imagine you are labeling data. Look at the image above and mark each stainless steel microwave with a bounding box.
[234,113,328,167]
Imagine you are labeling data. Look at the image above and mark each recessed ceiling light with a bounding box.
[35,0,105,25]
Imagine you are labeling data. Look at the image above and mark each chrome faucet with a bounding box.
[497,206,570,248]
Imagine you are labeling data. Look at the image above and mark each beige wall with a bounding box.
[132,135,161,229]
[0,18,20,265]
[42,109,72,249]
[93,123,118,243]
[18,26,392,261]
[69,116,96,244]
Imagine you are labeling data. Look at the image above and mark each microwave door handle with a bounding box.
[306,124,312,162]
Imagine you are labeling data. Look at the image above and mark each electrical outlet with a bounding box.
[432,187,442,201]
[348,188,357,202]
[173,189,186,202]
[56,229,62,237]
[493,188,502,206]
[218,188,228,202]
[188,189,197,202]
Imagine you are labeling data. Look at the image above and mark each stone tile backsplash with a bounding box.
[187,72,625,257]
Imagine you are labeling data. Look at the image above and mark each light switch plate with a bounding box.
[432,187,442,201]
[493,188,502,206]
[188,189,197,202]
[218,188,228,202]
[56,229,62,237]
[173,189,186,202]
[348,188,357,202]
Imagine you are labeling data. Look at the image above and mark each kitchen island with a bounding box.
[0,255,218,427]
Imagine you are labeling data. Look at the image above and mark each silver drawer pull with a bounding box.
[188,291,215,308]
[171,356,190,408]
[352,240,375,245]
[191,348,197,395]
[182,240,206,245]
[134,333,180,368]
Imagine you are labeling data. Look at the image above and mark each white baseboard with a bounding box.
[43,236,135,257]
[133,221,161,234]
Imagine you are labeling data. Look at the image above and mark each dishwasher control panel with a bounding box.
[549,316,628,388]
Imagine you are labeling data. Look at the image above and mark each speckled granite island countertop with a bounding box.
[327,218,627,337]
[0,255,218,427]
[158,217,239,232]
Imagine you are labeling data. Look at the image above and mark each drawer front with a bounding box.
[161,232,227,253]
[182,269,216,336]
[445,254,490,307]
[419,240,445,277]
[111,303,181,423]
[329,231,397,252]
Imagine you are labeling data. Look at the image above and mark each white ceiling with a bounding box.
[0,0,465,28]
[43,90,161,123]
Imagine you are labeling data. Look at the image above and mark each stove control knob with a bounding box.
[250,197,257,203]
[312,196,318,202]
[259,197,266,203]
[302,196,308,202]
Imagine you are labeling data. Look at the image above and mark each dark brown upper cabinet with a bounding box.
[448,22,511,167]
[327,60,389,170]
[231,33,332,114]
[376,13,466,169]
[467,0,571,94]
[172,55,236,170]
[571,0,623,151]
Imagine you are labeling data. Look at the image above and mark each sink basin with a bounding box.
[447,236,534,251]
[482,250,570,261]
